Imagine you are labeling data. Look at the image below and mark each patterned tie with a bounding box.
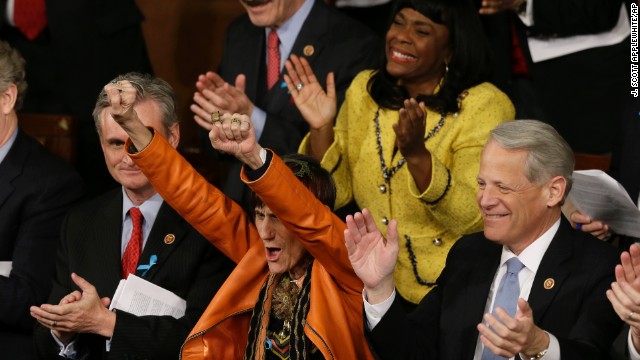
[122,207,143,279]
[266,29,280,90]
[481,257,525,360]
[13,0,48,40]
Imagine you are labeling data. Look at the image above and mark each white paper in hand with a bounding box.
[109,274,186,319]
[568,170,640,238]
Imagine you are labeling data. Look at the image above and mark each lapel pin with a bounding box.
[543,278,555,290]
[303,45,314,57]
[164,234,175,245]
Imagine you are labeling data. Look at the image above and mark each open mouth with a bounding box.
[241,0,271,7]
[265,247,282,261]
[390,49,417,63]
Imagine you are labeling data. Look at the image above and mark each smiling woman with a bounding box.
[289,0,516,306]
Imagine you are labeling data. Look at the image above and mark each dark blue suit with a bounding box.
[369,219,623,359]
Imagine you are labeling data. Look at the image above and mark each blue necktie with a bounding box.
[481,257,525,360]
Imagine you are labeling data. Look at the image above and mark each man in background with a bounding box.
[0,41,84,359]
[191,0,380,211]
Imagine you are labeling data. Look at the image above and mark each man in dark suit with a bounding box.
[30,73,233,359]
[0,0,153,196]
[191,0,380,210]
[0,41,84,360]
[346,120,623,359]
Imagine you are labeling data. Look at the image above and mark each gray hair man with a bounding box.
[347,120,623,359]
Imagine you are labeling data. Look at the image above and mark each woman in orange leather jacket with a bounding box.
[103,79,373,360]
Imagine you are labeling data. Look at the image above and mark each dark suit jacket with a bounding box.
[369,218,623,359]
[481,0,628,153]
[0,130,83,359]
[215,0,381,208]
[33,189,234,360]
[0,0,153,197]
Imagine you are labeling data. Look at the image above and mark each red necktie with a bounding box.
[122,207,143,279]
[267,29,281,90]
[510,19,529,78]
[13,0,48,40]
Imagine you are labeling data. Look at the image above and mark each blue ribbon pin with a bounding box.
[137,255,157,277]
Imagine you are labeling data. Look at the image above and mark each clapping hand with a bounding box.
[394,98,429,158]
[30,273,114,345]
[284,54,336,131]
[191,72,254,131]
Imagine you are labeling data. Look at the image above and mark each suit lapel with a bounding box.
[241,24,265,105]
[0,131,27,208]
[135,201,188,281]
[527,220,573,324]
[88,190,125,297]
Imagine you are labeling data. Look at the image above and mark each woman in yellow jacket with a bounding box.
[102,80,372,359]
[285,0,515,305]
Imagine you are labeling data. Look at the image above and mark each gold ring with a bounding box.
[231,118,241,125]
[628,311,635,320]
[211,111,221,123]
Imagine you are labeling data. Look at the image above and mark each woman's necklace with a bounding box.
[374,107,446,186]
[271,273,300,338]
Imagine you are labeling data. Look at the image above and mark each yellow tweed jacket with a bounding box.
[300,70,515,303]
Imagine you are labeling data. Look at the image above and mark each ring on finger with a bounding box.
[296,83,303,91]
[241,120,252,129]
[231,118,241,125]
[52,320,57,328]
[628,311,636,320]
[211,111,221,124]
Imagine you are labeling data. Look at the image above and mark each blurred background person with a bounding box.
[327,0,394,37]
[0,41,83,359]
[478,0,630,155]
[0,0,153,196]
[190,0,380,213]
[286,0,515,306]
[30,73,232,359]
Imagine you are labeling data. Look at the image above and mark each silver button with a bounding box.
[433,238,442,246]
[379,184,387,194]
[381,217,389,225]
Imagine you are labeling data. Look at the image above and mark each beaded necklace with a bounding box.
[374,107,446,185]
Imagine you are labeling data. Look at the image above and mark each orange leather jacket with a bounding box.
[127,132,373,360]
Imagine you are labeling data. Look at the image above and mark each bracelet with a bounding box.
[522,349,547,360]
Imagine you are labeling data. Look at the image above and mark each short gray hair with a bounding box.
[0,41,27,111]
[489,120,574,198]
[92,72,179,137]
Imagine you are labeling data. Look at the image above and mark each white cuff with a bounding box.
[363,288,396,330]
[51,330,78,359]
[628,329,640,360]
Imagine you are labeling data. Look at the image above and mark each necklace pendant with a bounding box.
[379,184,387,194]
[382,172,389,180]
